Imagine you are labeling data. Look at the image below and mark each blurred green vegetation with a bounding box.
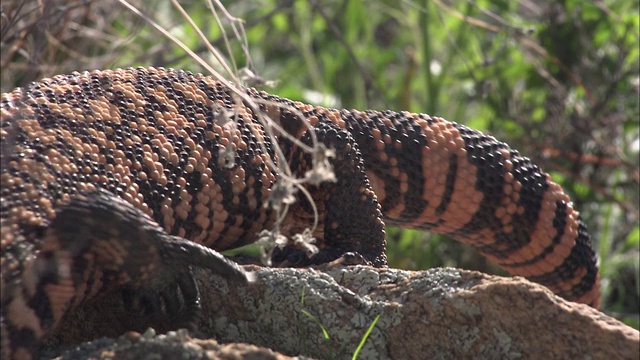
[2,0,638,328]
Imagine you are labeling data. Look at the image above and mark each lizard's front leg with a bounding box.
[5,189,252,359]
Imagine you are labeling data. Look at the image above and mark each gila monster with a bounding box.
[1,67,600,359]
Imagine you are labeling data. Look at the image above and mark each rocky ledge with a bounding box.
[49,265,639,359]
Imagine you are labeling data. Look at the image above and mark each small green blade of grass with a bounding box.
[300,309,331,341]
[300,288,333,357]
[352,314,381,360]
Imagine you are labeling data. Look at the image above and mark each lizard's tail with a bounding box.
[347,110,600,307]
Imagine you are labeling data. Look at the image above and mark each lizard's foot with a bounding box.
[121,269,201,331]
[272,247,371,267]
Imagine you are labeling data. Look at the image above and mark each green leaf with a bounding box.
[625,226,640,249]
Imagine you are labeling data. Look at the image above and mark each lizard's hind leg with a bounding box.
[272,120,387,268]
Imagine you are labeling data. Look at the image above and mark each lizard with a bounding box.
[0,67,600,359]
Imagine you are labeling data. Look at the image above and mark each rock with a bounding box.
[57,328,297,360]
[49,265,639,359]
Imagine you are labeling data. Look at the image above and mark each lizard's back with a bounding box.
[1,67,278,254]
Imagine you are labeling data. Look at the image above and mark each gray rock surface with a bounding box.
[49,265,639,359]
